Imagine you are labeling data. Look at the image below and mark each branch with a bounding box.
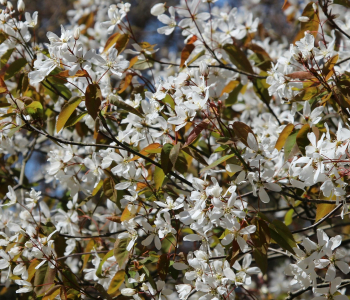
[59,229,126,239]
[292,203,343,234]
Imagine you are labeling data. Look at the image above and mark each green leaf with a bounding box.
[46,77,72,100]
[253,77,271,104]
[110,96,143,118]
[284,209,294,226]
[161,143,174,174]
[96,249,114,278]
[85,83,102,120]
[107,270,125,295]
[56,97,82,133]
[1,48,14,67]
[269,220,297,254]
[26,101,43,118]
[284,130,298,160]
[275,124,295,151]
[34,263,57,296]
[296,124,310,155]
[223,44,254,73]
[154,166,165,190]
[65,111,88,128]
[334,0,350,7]
[4,58,27,80]
[170,142,181,166]
[113,238,130,267]
[200,153,235,173]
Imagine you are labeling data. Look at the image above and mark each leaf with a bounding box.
[187,49,205,66]
[118,73,133,94]
[275,124,295,151]
[284,130,298,160]
[115,34,130,54]
[200,153,235,173]
[269,220,297,254]
[1,48,14,67]
[183,119,209,148]
[26,101,43,118]
[284,209,294,226]
[43,286,61,300]
[4,58,27,80]
[103,177,118,203]
[110,96,143,118]
[231,121,257,148]
[157,254,169,281]
[107,270,126,295]
[286,71,314,80]
[296,124,310,155]
[253,248,267,275]
[85,84,102,120]
[114,238,130,267]
[291,86,320,102]
[129,143,161,161]
[253,77,271,104]
[180,36,197,67]
[27,259,40,282]
[220,80,240,97]
[223,44,254,73]
[323,54,338,80]
[96,250,115,278]
[64,111,88,128]
[0,76,7,94]
[56,97,82,133]
[181,147,208,166]
[154,166,165,189]
[161,143,174,174]
[315,195,336,222]
[293,2,319,42]
[334,0,350,7]
[94,283,113,300]
[92,179,103,196]
[103,32,121,53]
[170,142,181,166]
[34,263,57,296]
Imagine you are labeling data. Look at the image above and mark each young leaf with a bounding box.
[293,2,319,42]
[56,97,82,133]
[114,238,130,267]
[154,166,165,189]
[85,84,102,120]
[183,119,209,148]
[107,270,126,295]
[180,36,197,67]
[103,32,121,53]
[200,153,235,173]
[275,124,295,151]
[223,44,254,73]
[161,143,174,174]
[232,121,257,148]
[296,123,310,155]
[4,58,27,80]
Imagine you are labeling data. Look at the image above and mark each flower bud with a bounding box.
[312,3,317,12]
[151,3,166,16]
[74,27,80,40]
[0,0,7,6]
[17,0,24,12]
[121,288,137,296]
[298,16,309,22]
[7,1,13,10]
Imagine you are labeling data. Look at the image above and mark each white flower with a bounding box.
[151,3,166,16]
[157,7,176,35]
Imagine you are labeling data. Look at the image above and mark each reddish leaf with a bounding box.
[180,36,197,68]
[183,119,210,148]
[85,84,102,120]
